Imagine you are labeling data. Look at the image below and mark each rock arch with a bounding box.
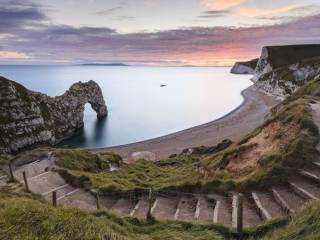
[0,77,108,153]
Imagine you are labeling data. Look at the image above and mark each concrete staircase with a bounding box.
[8,150,320,228]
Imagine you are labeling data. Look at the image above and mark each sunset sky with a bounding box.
[1,0,320,66]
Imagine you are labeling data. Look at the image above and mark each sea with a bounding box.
[0,65,252,148]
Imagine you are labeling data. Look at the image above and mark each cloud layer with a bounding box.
[0,0,320,65]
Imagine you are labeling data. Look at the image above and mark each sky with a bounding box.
[0,0,320,66]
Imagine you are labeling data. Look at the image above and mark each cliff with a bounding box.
[231,44,320,97]
[0,77,107,154]
[230,58,258,74]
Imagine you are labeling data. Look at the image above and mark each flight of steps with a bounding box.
[12,158,97,210]
[9,156,320,228]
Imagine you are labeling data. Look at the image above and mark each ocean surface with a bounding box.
[0,65,252,148]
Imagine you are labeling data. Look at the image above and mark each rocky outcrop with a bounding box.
[254,57,320,97]
[254,45,320,80]
[0,77,107,154]
[232,45,320,97]
[230,58,258,74]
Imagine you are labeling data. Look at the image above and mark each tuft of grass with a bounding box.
[57,155,204,193]
[55,149,122,172]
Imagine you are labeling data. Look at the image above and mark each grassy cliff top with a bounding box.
[236,58,259,69]
[264,44,320,68]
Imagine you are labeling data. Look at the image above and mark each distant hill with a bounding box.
[80,63,129,66]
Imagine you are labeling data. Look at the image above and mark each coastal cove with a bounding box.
[96,84,279,161]
[0,65,252,151]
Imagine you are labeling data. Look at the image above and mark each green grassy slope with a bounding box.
[0,193,224,240]
[265,44,320,68]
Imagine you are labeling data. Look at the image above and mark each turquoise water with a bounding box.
[0,65,252,148]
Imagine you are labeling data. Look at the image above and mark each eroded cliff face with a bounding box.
[234,45,320,98]
[254,57,320,97]
[0,77,107,154]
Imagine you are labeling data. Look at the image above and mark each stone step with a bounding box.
[300,168,320,184]
[59,189,97,211]
[209,194,231,226]
[43,184,76,202]
[289,177,320,200]
[28,171,66,194]
[130,196,150,219]
[99,195,119,209]
[312,162,320,169]
[252,191,286,220]
[174,196,198,221]
[242,195,263,227]
[195,196,215,223]
[272,186,306,213]
[151,196,179,221]
[111,198,137,216]
[14,159,52,180]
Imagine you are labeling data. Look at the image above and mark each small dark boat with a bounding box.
[160,84,167,87]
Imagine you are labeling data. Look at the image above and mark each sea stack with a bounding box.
[0,77,107,154]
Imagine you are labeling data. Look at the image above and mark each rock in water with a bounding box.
[0,77,107,154]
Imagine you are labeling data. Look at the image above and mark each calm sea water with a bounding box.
[0,65,252,148]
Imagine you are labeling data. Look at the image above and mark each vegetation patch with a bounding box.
[40,101,51,121]
[200,80,320,191]
[55,149,122,172]
[0,194,223,240]
[260,200,320,240]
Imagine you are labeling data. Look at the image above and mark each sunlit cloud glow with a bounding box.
[237,4,302,17]
[0,51,30,60]
[202,0,248,10]
[0,0,319,65]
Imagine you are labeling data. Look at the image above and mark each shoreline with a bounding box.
[92,83,280,162]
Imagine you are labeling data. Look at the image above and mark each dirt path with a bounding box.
[93,84,279,162]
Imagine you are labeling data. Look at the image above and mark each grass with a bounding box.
[0,193,224,240]
[0,154,13,165]
[56,153,205,193]
[55,149,122,172]
[56,79,320,194]
[237,58,259,69]
[260,200,320,240]
[265,45,320,69]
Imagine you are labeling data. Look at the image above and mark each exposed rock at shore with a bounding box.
[0,76,107,154]
[230,58,258,74]
[233,44,320,97]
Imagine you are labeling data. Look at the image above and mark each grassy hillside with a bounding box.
[265,44,320,69]
[0,193,224,240]
[54,79,320,194]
